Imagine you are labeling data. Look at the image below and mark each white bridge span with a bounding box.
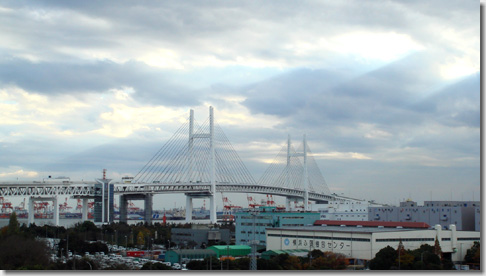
[0,181,337,226]
[0,107,342,226]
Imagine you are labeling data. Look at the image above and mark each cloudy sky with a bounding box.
[0,1,480,210]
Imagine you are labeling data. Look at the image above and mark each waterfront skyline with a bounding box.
[0,1,480,209]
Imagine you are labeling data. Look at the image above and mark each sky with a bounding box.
[0,1,480,210]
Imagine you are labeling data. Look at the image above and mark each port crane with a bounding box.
[247,195,263,209]
[15,198,25,211]
[59,197,72,213]
[222,193,242,223]
[0,197,13,213]
[127,201,141,213]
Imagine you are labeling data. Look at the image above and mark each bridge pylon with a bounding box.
[133,105,258,224]
[259,134,332,210]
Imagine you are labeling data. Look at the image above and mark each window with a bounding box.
[458,237,480,241]
[376,238,434,242]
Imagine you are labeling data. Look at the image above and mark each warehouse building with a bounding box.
[235,206,320,247]
[265,224,479,263]
[207,245,251,258]
[312,199,386,221]
[165,249,216,264]
[368,200,479,231]
[171,226,231,248]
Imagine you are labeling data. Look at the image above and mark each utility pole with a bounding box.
[303,134,309,211]
[66,232,69,259]
[249,209,260,270]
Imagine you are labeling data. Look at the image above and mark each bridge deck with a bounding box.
[0,181,335,201]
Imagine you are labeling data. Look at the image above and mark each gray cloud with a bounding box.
[0,59,201,106]
[241,51,479,166]
[0,1,478,68]
[0,0,479,206]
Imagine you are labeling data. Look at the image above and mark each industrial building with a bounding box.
[165,249,216,264]
[171,226,231,248]
[265,223,480,263]
[314,220,431,229]
[368,200,480,231]
[165,245,252,264]
[206,245,251,258]
[312,199,385,221]
[234,206,320,247]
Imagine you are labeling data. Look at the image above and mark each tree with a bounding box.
[7,212,19,236]
[137,231,145,247]
[395,240,414,270]
[309,249,325,259]
[257,257,281,270]
[465,242,480,266]
[410,244,442,270]
[307,252,348,270]
[282,255,302,270]
[369,246,398,270]
[141,262,172,270]
[0,235,50,269]
[434,235,442,259]
[187,240,198,249]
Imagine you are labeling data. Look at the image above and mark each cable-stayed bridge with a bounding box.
[0,107,341,225]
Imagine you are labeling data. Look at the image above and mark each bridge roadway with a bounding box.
[0,181,341,225]
[0,181,335,202]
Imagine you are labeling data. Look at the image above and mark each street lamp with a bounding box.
[151,238,154,260]
[421,252,425,269]
[125,235,128,248]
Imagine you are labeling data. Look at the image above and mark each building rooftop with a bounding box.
[313,220,430,229]
[167,249,216,255]
[262,249,310,258]
[235,209,319,214]
[266,225,425,234]
[207,245,251,250]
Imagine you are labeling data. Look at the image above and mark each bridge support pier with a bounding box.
[210,195,217,224]
[119,194,153,225]
[53,197,59,226]
[184,193,212,223]
[285,197,301,211]
[28,196,59,226]
[119,195,128,224]
[144,194,153,225]
[28,197,34,226]
[82,198,89,221]
[185,196,193,222]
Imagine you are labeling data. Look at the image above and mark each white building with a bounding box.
[312,199,385,221]
[266,224,479,263]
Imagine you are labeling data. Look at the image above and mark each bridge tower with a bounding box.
[185,107,217,223]
[285,134,311,211]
